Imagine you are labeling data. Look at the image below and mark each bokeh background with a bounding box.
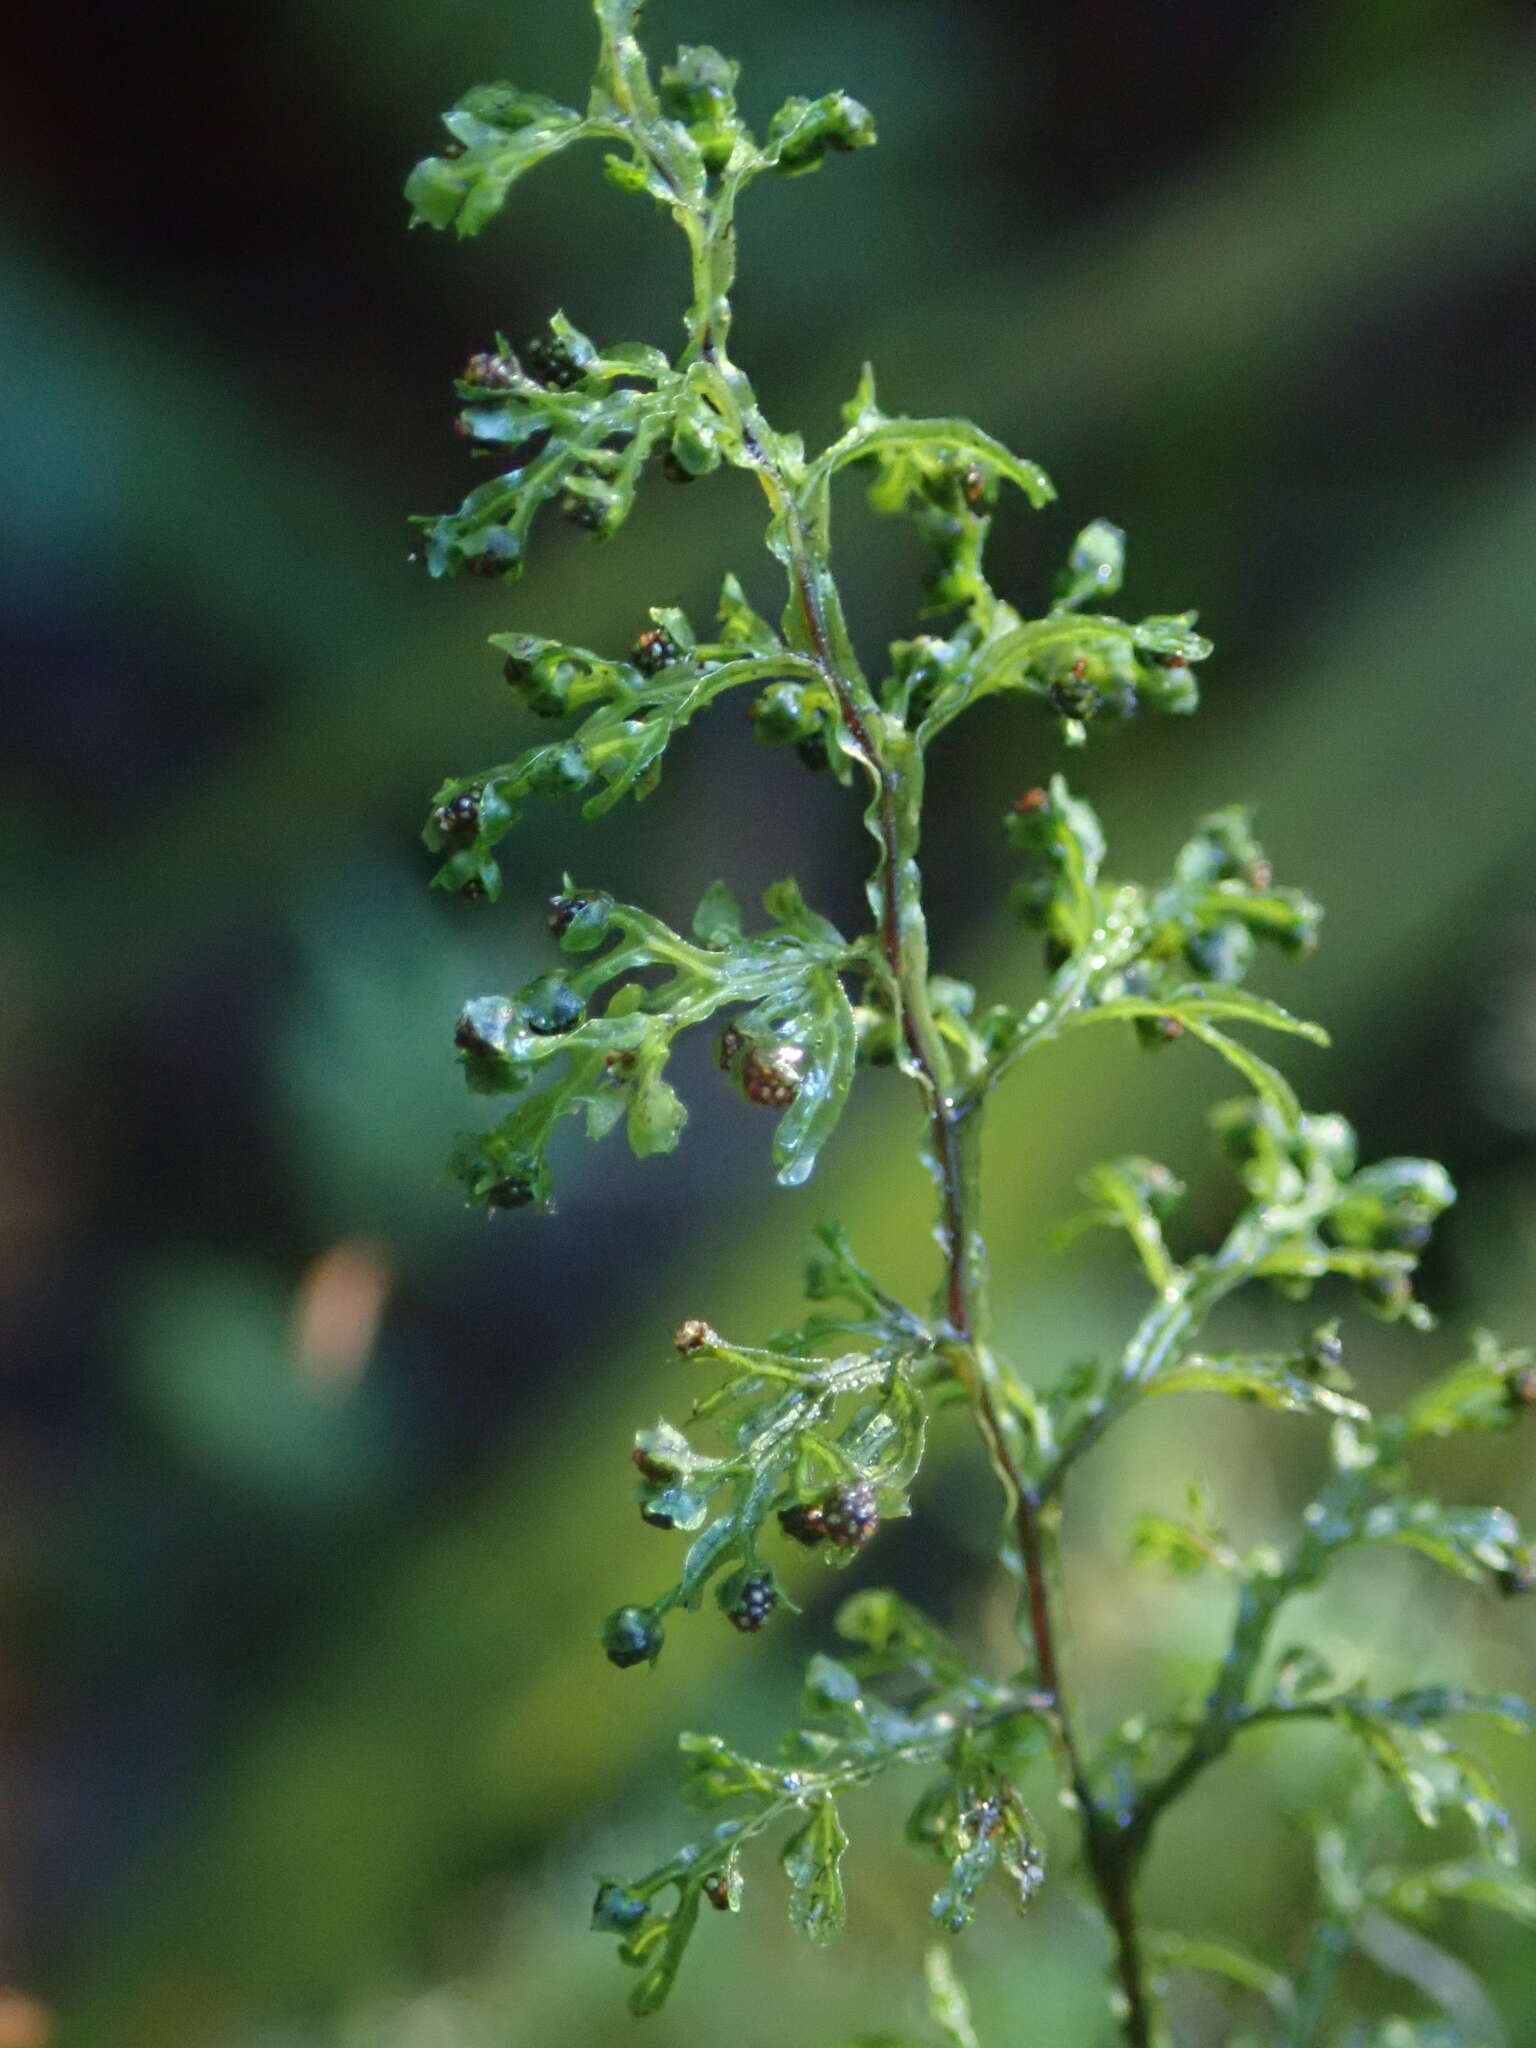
[3,0,1536,2042]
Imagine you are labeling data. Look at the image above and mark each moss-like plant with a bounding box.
[405,6,1535,2041]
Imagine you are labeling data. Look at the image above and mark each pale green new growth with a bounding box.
[404,3,1534,2041]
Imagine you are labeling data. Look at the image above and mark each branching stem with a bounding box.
[417,29,1532,2042]
[728,344,1158,2038]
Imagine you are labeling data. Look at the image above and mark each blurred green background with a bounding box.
[3,0,1536,2041]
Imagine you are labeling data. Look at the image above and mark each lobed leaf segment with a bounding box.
[593,1591,1049,2015]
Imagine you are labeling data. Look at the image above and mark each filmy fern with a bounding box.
[404,6,1535,2042]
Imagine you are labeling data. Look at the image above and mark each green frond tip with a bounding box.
[405,89,594,237]
[592,1602,1047,2009]
[612,1328,928,1662]
[412,1,878,245]
[782,1798,849,1943]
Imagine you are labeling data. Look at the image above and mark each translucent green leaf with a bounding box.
[930,1831,994,1934]
[1363,1687,1535,1736]
[679,1730,782,1806]
[802,1654,866,1726]
[626,1042,687,1157]
[692,880,744,949]
[1058,1155,1184,1288]
[1271,1644,1342,1705]
[716,571,781,650]
[930,1780,1043,1932]
[1131,1509,1235,1579]
[592,1879,651,1935]
[445,885,857,1215]
[1152,1353,1369,1424]
[765,90,876,174]
[671,1516,741,1613]
[615,1332,929,1656]
[406,91,594,238]
[924,1946,980,2048]
[762,876,847,948]
[1403,1331,1533,1439]
[835,1589,969,1685]
[781,1797,849,1944]
[658,43,744,175]
[1378,1858,1536,1927]
[626,1884,702,2016]
[771,967,858,1187]
[1342,1702,1523,1862]
[1055,518,1126,609]
[924,606,1207,742]
[1166,1013,1307,1123]
[793,1221,930,1351]
[1001,774,1106,953]
[418,372,678,574]
[1144,1930,1293,2013]
[1355,1501,1524,1583]
[633,1417,715,1483]
[1074,984,1328,1047]
[812,414,1054,510]
[1326,1157,1457,1253]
